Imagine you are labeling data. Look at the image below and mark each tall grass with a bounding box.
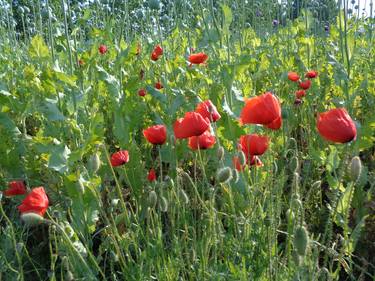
[0,0,374,280]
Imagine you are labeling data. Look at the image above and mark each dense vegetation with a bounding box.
[0,0,374,280]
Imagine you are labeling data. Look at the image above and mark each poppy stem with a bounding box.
[158,145,163,181]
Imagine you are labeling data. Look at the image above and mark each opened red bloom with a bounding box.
[317,108,357,143]
[305,70,318,79]
[189,52,208,64]
[195,100,221,122]
[147,169,157,182]
[4,180,26,196]
[240,92,282,130]
[18,187,49,216]
[143,125,167,145]
[299,80,311,90]
[288,72,300,82]
[99,44,107,54]
[174,112,210,139]
[188,130,216,150]
[248,156,263,167]
[110,150,130,167]
[239,134,269,157]
[151,45,163,61]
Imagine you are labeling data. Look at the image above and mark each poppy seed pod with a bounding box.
[349,156,362,182]
[216,167,233,184]
[148,190,158,208]
[88,153,101,173]
[294,226,309,256]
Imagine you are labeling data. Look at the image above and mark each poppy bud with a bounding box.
[21,213,44,226]
[147,168,157,182]
[88,153,101,173]
[292,250,302,266]
[216,146,225,161]
[237,151,247,166]
[286,209,295,223]
[65,271,74,281]
[77,180,85,193]
[232,169,239,183]
[159,196,168,212]
[216,167,233,184]
[148,190,158,208]
[311,181,321,190]
[294,226,309,256]
[349,156,362,182]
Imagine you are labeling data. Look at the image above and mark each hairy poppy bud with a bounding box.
[238,151,247,166]
[159,196,168,212]
[216,167,233,184]
[65,270,74,281]
[232,169,239,183]
[294,226,309,256]
[88,153,101,173]
[349,156,362,182]
[217,146,225,161]
[21,213,44,226]
[292,250,302,266]
[148,191,158,208]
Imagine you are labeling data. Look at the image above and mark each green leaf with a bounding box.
[0,113,21,137]
[29,35,50,59]
[146,85,167,104]
[48,144,71,173]
[40,99,65,121]
[221,4,233,33]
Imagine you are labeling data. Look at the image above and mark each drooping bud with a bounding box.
[238,151,247,166]
[349,156,362,182]
[21,213,44,226]
[216,167,233,184]
[294,226,309,256]
[232,169,239,183]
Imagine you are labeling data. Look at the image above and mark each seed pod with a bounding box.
[349,156,362,182]
[294,226,309,256]
[77,180,85,193]
[16,242,24,253]
[159,196,168,212]
[21,213,44,226]
[179,189,189,204]
[238,151,247,166]
[232,169,239,183]
[88,153,101,173]
[148,191,158,208]
[217,146,225,161]
[216,167,233,184]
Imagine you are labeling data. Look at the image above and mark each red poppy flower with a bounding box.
[110,150,130,167]
[174,112,210,139]
[195,100,221,122]
[138,88,146,97]
[188,130,216,150]
[317,108,357,143]
[155,81,163,90]
[239,134,269,157]
[143,125,167,145]
[147,169,157,182]
[240,92,282,130]
[151,45,163,61]
[233,156,245,171]
[18,187,49,216]
[295,90,306,98]
[78,59,84,66]
[189,52,208,65]
[305,70,318,79]
[288,72,300,82]
[4,180,26,196]
[299,80,311,90]
[99,44,107,54]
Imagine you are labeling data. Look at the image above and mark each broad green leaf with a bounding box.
[29,35,50,59]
